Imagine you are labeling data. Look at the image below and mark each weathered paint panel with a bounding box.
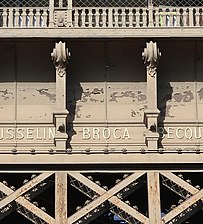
[107,82,147,121]
[17,83,56,122]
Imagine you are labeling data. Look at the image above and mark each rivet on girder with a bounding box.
[186,194,191,198]
[24,194,31,201]
[87,176,93,181]
[170,204,176,210]
[84,200,91,205]
[125,200,131,205]
[178,199,183,204]
[76,206,82,211]
[30,149,35,154]
[95,180,101,186]
[123,174,129,179]
[94,208,100,213]
[177,174,183,179]
[31,174,37,179]
[115,179,121,184]
[10,186,15,191]
[133,205,138,210]
[103,185,108,190]
[23,179,29,184]
[49,149,54,154]
[92,195,98,199]
[2,181,8,186]
[186,179,192,184]
[33,201,39,207]
[41,207,46,211]
[12,148,17,154]
[195,185,201,190]
[117,193,123,199]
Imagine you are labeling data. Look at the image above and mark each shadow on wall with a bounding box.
[158,82,173,148]
[66,82,83,149]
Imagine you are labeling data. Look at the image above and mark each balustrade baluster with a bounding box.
[14,10,19,27]
[2,9,7,27]
[135,10,140,27]
[143,9,147,27]
[88,10,92,27]
[29,10,34,27]
[195,9,200,27]
[74,10,79,27]
[95,9,99,27]
[81,9,86,27]
[21,9,27,27]
[122,10,125,27]
[188,8,193,27]
[42,10,48,27]
[183,9,188,26]
[155,9,159,27]
[129,9,133,28]
[176,9,180,27]
[102,9,107,27]
[114,9,118,27]
[8,8,13,27]
[108,8,113,27]
[35,9,41,27]
[162,9,166,27]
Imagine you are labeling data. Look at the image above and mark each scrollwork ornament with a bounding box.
[147,66,157,78]
[142,41,161,77]
[51,41,71,77]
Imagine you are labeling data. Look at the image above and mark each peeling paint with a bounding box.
[198,88,203,100]
[173,90,194,103]
[109,91,136,102]
[90,98,99,103]
[36,88,56,102]
[81,88,104,103]
[138,94,147,101]
[131,110,136,117]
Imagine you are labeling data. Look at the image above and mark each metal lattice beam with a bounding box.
[0,173,53,209]
[162,188,203,223]
[0,182,55,224]
[0,177,53,223]
[68,172,148,224]
[70,174,144,224]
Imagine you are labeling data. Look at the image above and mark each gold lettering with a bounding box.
[176,128,184,139]
[6,128,14,140]
[27,128,34,140]
[185,127,193,140]
[103,128,111,139]
[93,128,100,140]
[113,128,121,139]
[167,127,174,139]
[16,128,24,140]
[122,128,131,139]
[83,128,91,140]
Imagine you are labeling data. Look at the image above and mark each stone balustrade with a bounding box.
[0,5,202,30]
[0,8,49,28]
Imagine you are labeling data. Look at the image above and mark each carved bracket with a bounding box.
[51,41,70,77]
[142,41,161,77]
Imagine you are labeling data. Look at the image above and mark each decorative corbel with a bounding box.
[52,41,70,150]
[51,41,70,77]
[142,41,161,79]
[142,41,161,149]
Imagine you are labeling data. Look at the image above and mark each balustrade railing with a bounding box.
[73,7,148,28]
[0,2,202,29]
[0,8,49,27]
